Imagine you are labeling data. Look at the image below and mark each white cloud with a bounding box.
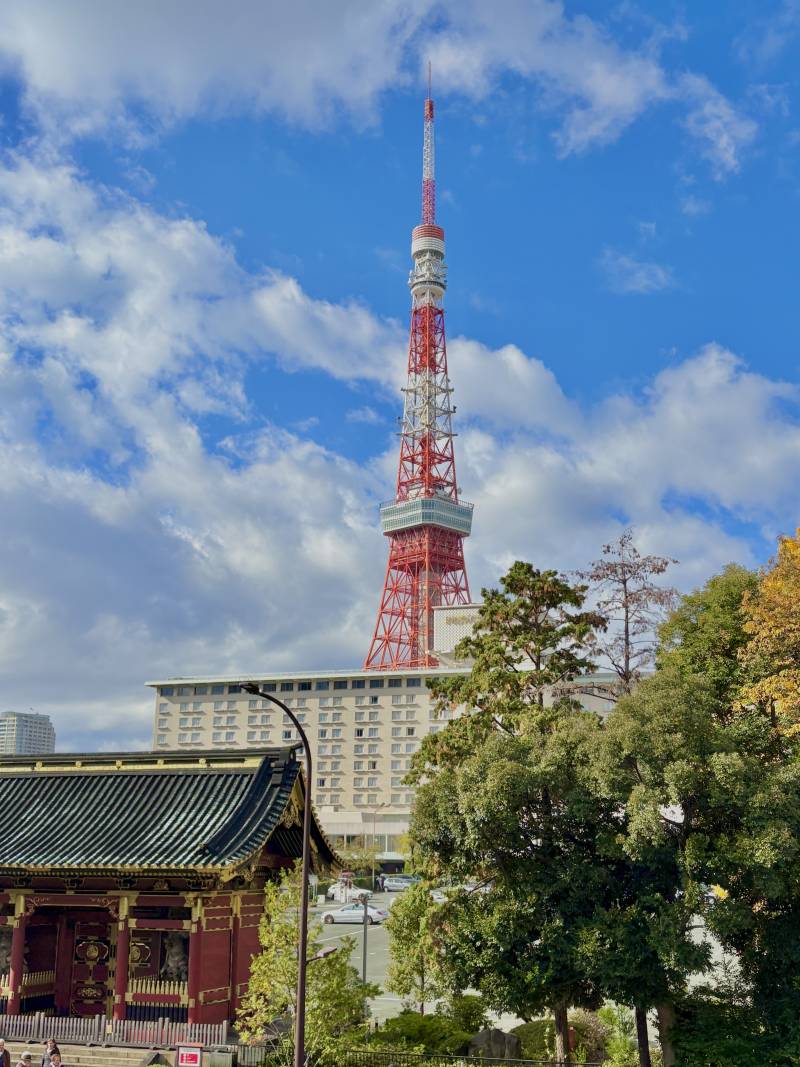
[679,74,758,178]
[735,1,800,67]
[346,406,384,425]
[0,0,425,137]
[680,194,712,217]
[0,0,757,177]
[424,0,671,155]
[0,155,797,751]
[462,344,800,592]
[449,338,577,432]
[600,248,674,294]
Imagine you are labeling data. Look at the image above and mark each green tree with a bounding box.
[579,530,678,1067]
[591,563,766,1067]
[597,1003,639,1067]
[338,840,381,880]
[657,563,758,710]
[409,563,611,1062]
[650,561,800,1060]
[598,667,727,1066]
[237,872,379,1065]
[385,881,448,1013]
[410,561,605,784]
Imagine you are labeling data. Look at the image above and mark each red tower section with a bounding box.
[364,93,472,670]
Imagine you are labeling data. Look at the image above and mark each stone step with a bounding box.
[5,1044,148,1067]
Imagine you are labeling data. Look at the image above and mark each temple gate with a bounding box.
[0,749,335,1024]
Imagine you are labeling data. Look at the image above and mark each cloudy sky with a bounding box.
[0,0,798,749]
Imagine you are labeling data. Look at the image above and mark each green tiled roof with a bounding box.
[0,748,335,873]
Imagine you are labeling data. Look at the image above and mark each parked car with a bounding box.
[383,874,421,892]
[326,882,373,903]
[321,902,389,925]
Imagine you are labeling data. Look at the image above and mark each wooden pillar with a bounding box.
[113,897,131,1021]
[229,894,241,1016]
[54,914,74,1015]
[187,898,203,1025]
[7,896,28,1016]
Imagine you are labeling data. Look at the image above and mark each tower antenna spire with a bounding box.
[422,67,435,224]
[364,83,472,669]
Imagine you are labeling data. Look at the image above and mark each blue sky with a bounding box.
[0,0,798,748]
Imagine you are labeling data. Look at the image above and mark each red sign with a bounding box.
[176,1046,202,1066]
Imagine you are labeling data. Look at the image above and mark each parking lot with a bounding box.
[309,888,523,1031]
[311,890,402,1022]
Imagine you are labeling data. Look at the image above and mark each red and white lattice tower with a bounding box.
[364,87,472,670]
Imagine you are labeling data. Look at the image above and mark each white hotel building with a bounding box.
[148,607,616,864]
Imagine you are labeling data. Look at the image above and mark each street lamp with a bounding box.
[241,682,312,1067]
[358,891,370,984]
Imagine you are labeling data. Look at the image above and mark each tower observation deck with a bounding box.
[364,88,472,669]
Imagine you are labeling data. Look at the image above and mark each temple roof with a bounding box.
[0,748,336,874]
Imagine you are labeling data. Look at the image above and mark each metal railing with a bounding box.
[343,1054,602,1067]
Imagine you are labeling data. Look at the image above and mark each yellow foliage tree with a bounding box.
[740,529,800,733]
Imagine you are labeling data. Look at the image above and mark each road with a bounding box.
[308,889,525,1031]
[310,890,405,1022]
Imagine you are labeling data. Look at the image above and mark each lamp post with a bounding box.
[241,682,312,1067]
[358,891,370,983]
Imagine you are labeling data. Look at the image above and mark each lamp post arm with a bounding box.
[241,683,312,1067]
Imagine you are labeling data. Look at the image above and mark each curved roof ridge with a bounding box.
[202,751,298,861]
[0,746,336,873]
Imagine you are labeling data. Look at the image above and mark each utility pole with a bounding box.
[359,891,370,983]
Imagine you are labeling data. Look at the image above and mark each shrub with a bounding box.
[436,993,489,1034]
[570,1008,609,1063]
[513,1012,609,1063]
[376,1010,472,1054]
[673,993,770,1067]
[512,1018,554,1059]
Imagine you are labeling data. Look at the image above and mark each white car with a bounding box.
[383,875,420,892]
[326,883,373,903]
[321,902,388,925]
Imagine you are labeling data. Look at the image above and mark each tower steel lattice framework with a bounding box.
[364,88,473,669]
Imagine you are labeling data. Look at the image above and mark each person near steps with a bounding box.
[40,1039,59,1067]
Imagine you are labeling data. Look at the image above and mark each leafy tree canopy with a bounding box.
[657,563,757,711]
[407,563,614,1059]
[739,529,800,734]
[237,872,379,1065]
[385,880,448,1013]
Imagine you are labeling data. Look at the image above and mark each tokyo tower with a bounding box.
[364,82,473,670]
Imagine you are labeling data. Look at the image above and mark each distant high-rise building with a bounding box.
[0,711,56,754]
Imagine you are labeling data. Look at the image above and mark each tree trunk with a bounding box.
[656,1002,676,1067]
[553,1003,569,1065]
[635,1006,652,1067]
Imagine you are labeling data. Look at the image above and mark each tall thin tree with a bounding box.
[577,529,677,697]
[579,530,677,1067]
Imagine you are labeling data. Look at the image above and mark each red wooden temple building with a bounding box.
[0,748,336,1025]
